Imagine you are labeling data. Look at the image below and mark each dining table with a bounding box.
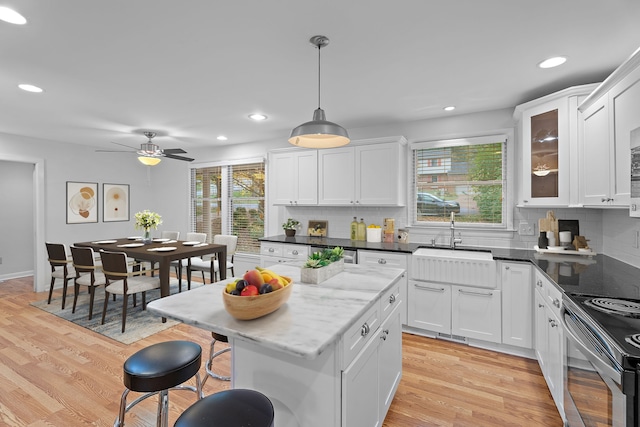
[74,237,227,300]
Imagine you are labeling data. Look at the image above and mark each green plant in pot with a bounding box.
[282,218,300,237]
[303,247,344,268]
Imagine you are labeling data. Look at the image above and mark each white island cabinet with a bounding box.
[147,263,404,427]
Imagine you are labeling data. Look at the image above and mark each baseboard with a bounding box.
[0,270,34,281]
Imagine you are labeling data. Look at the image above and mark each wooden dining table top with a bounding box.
[74,237,227,299]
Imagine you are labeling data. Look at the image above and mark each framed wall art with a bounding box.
[103,183,130,222]
[66,181,98,224]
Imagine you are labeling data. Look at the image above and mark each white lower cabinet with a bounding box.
[451,285,501,343]
[533,269,564,419]
[358,250,408,325]
[260,242,310,267]
[501,262,533,348]
[408,281,501,344]
[342,293,402,427]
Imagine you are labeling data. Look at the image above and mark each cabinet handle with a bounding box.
[549,319,558,328]
[523,200,529,203]
[536,280,542,287]
[459,289,493,297]
[505,266,510,270]
[538,303,545,308]
[380,329,389,341]
[553,299,560,308]
[360,322,370,337]
[389,294,396,304]
[378,259,387,265]
[292,250,299,255]
[268,248,275,253]
[415,284,445,292]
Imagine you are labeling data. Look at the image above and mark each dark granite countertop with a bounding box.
[260,235,640,298]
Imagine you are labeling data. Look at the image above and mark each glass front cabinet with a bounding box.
[514,84,599,207]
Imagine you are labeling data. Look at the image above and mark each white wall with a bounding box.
[0,160,34,278]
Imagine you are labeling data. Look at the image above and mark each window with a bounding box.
[412,135,506,226]
[191,160,265,253]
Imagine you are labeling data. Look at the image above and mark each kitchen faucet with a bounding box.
[450,212,462,248]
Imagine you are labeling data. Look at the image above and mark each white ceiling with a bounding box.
[2,0,640,156]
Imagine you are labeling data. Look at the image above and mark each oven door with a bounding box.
[563,306,633,427]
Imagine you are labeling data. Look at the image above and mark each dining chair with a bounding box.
[99,250,161,333]
[188,234,238,284]
[45,242,75,309]
[160,230,180,240]
[70,245,106,320]
[171,232,207,291]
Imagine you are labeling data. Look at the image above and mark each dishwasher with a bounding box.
[311,246,357,264]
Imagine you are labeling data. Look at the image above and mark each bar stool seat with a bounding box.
[174,389,274,427]
[115,340,203,427]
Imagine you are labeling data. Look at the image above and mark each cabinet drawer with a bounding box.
[534,269,562,318]
[342,303,380,369]
[358,250,408,269]
[380,281,402,322]
[283,244,309,259]
[261,243,283,257]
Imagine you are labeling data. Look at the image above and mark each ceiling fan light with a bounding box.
[288,108,350,148]
[138,156,162,166]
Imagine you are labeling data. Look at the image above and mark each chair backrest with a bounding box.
[70,246,97,274]
[99,251,129,280]
[186,232,207,243]
[213,235,238,257]
[46,242,68,266]
[161,230,180,240]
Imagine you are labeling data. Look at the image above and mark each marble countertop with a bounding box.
[147,263,405,359]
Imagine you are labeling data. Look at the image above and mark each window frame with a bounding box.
[409,133,514,231]
[189,157,265,253]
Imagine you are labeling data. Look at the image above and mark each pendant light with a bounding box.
[289,35,350,148]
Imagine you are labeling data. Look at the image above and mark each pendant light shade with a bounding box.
[289,35,349,149]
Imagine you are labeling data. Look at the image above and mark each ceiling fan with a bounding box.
[97,131,194,165]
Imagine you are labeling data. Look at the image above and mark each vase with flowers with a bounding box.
[135,210,162,244]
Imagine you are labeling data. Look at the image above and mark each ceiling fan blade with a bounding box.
[110,141,140,150]
[96,149,135,153]
[165,153,195,162]
[163,148,187,154]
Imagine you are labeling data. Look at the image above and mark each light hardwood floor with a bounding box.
[0,276,562,426]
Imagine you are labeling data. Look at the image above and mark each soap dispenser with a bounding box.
[350,217,358,240]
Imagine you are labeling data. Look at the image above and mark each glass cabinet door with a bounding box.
[531,109,559,198]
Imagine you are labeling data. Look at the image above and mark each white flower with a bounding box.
[134,210,162,230]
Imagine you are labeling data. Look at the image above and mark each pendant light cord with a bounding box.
[317,43,322,109]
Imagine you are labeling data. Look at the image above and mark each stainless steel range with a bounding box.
[563,293,640,426]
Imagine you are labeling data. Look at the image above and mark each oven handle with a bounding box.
[562,308,622,385]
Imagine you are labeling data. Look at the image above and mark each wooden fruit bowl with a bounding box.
[222,282,294,320]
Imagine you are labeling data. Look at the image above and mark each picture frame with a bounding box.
[103,183,130,222]
[308,220,328,237]
[66,181,98,224]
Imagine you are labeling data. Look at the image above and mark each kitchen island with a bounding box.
[147,262,405,427]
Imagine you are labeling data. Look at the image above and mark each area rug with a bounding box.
[31,280,204,344]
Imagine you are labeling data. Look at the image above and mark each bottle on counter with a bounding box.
[357,218,366,241]
[350,217,358,240]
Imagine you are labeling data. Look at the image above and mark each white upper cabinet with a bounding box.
[268,149,318,205]
[318,137,407,206]
[579,47,640,209]
[514,84,598,207]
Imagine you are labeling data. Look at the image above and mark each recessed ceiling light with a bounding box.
[444,106,456,111]
[248,113,267,121]
[18,84,43,93]
[538,56,567,69]
[0,6,27,24]
[216,135,228,141]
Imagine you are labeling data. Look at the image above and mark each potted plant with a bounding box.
[301,247,345,284]
[282,218,300,237]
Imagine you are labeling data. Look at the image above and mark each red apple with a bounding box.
[241,284,259,296]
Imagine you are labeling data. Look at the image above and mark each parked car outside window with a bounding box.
[417,192,460,216]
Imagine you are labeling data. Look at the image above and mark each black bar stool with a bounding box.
[115,341,203,427]
[174,389,274,427]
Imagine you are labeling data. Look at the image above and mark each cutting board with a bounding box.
[538,210,558,242]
